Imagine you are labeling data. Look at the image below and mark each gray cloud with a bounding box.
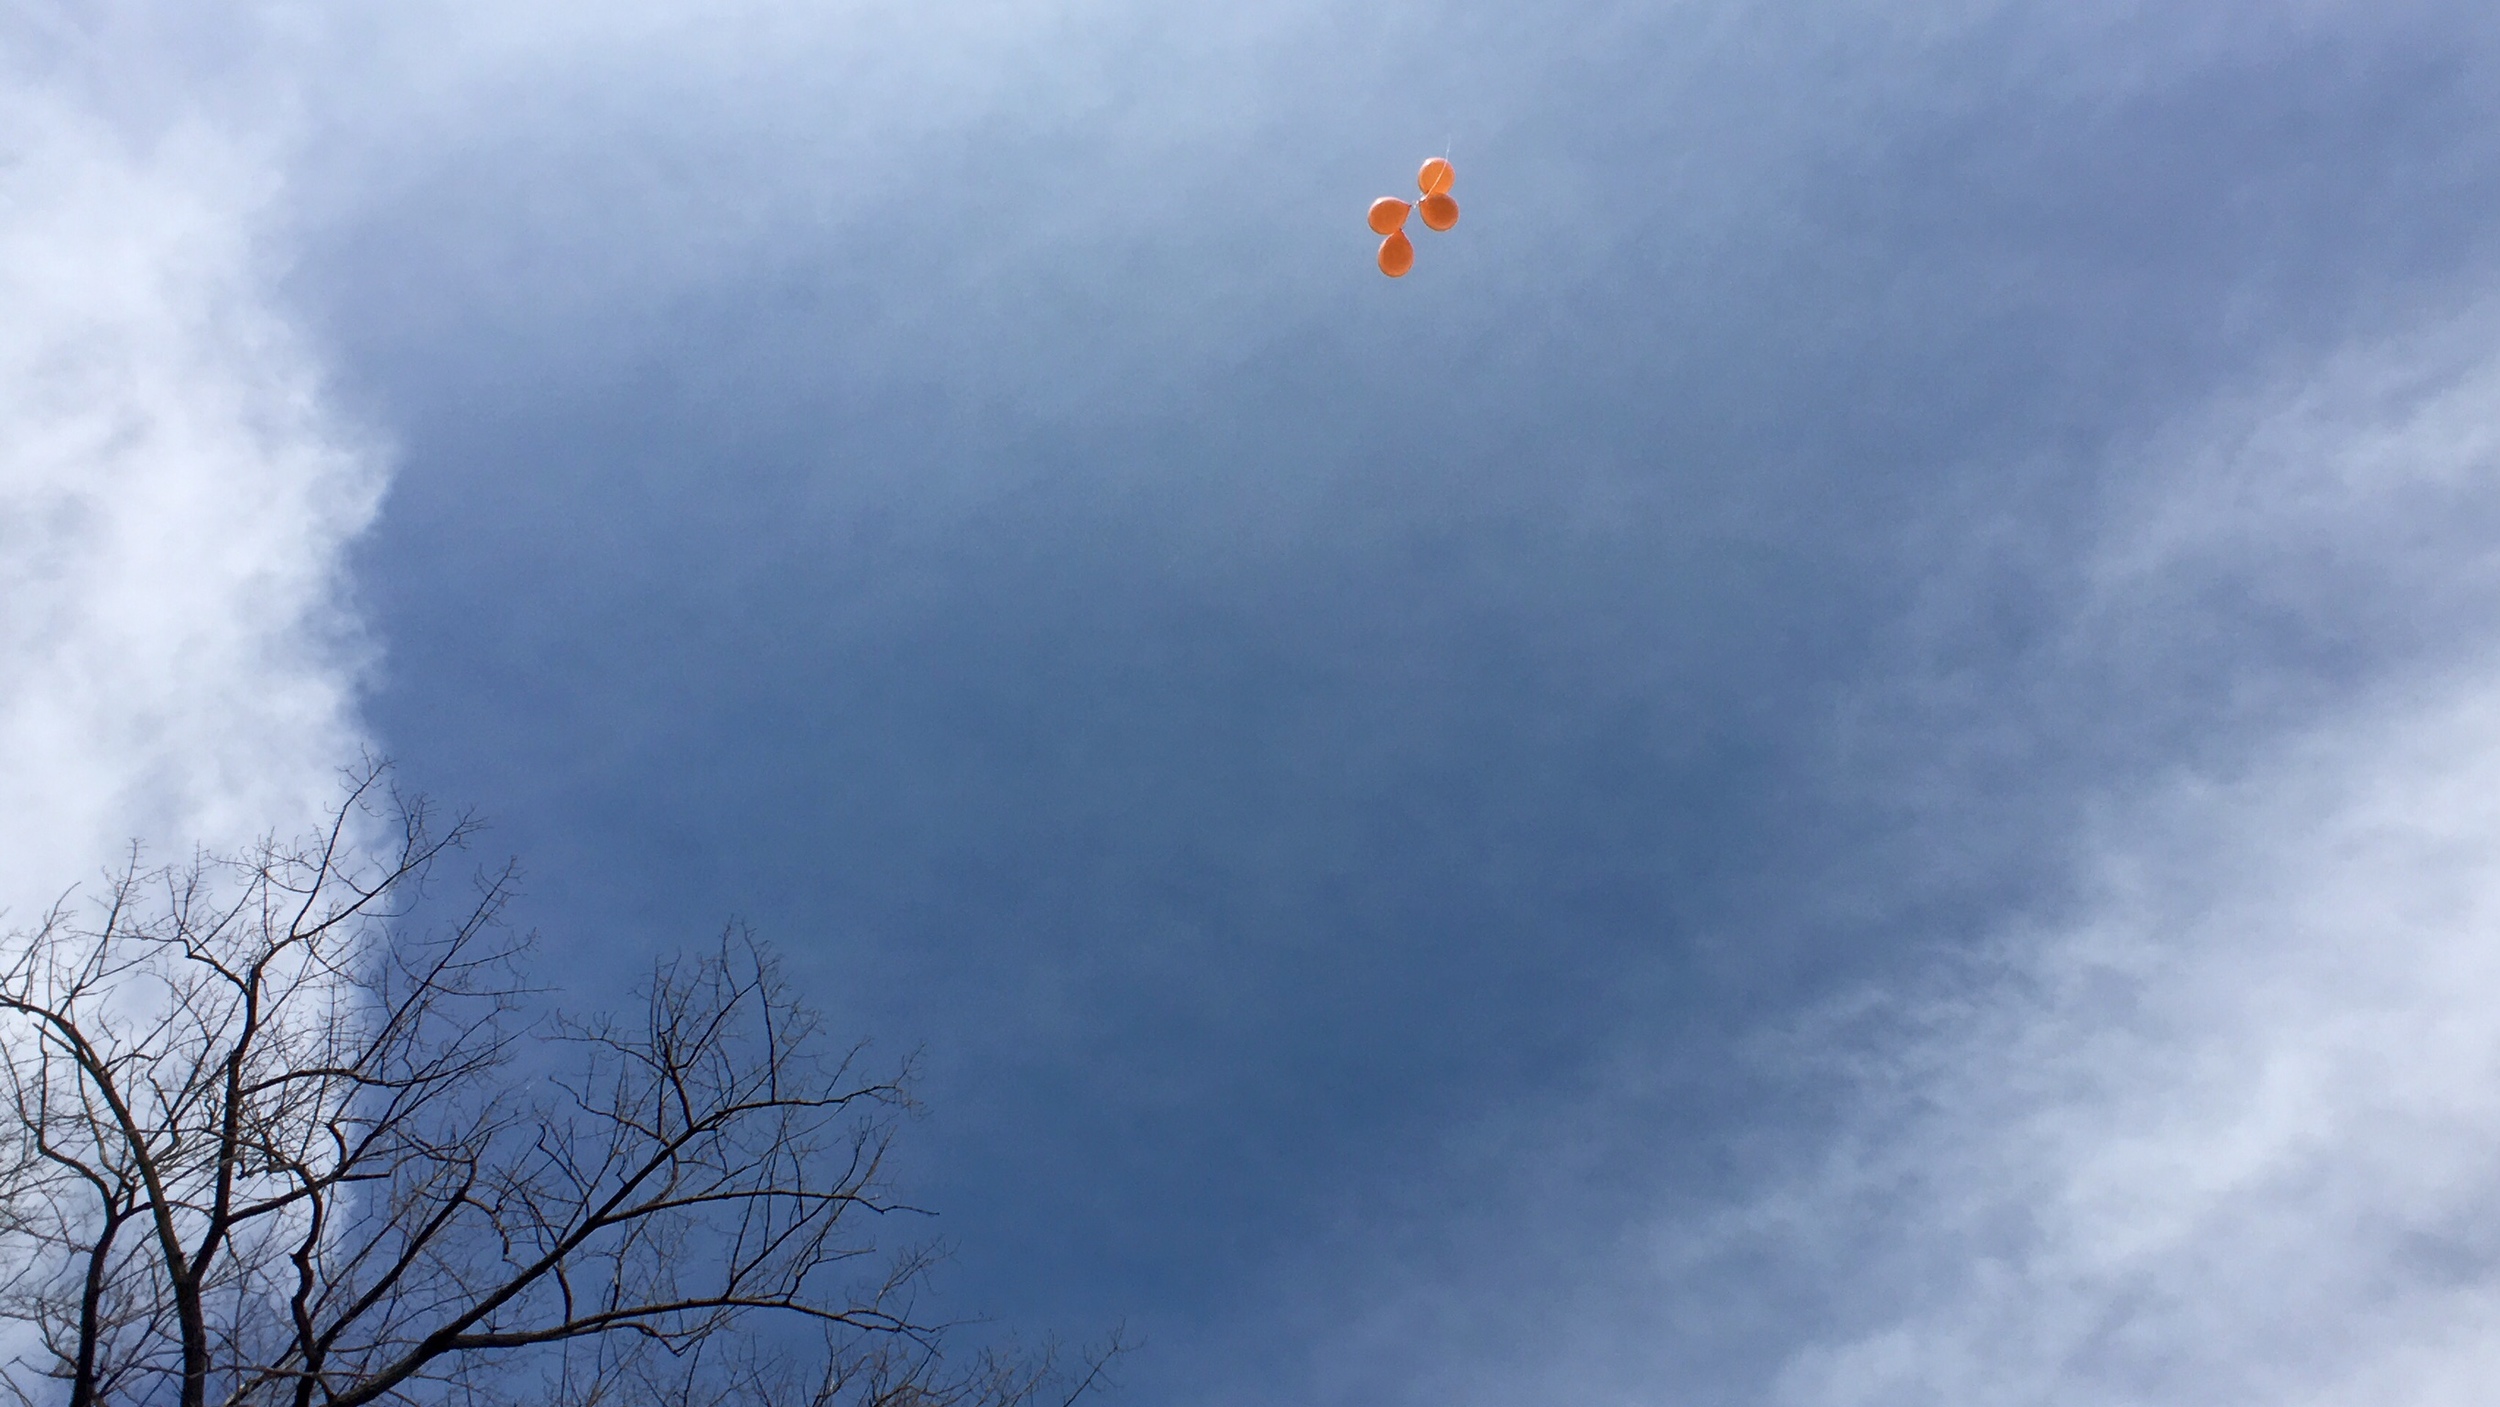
[16,1,2500,1403]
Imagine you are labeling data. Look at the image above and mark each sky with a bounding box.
[8,1,2500,1403]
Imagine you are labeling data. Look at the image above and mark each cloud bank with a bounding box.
[1755,307,2500,1406]
[1263,300,2500,1407]
[0,58,381,910]
[1766,673,2500,1406]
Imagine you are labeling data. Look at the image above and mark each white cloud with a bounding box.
[1755,672,2500,1404]
[1682,306,2500,1404]
[0,71,382,911]
[1248,302,2500,1407]
[1726,308,2500,1405]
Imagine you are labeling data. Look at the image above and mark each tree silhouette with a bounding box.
[0,766,1110,1407]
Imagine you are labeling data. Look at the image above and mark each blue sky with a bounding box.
[10,2,2500,1403]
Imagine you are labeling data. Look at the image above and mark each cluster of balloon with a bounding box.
[1368,158,1459,277]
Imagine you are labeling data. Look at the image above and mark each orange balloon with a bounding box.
[1418,192,1459,231]
[1417,157,1454,196]
[1377,230,1415,277]
[1368,196,1413,235]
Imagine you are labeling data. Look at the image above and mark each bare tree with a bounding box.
[0,767,1113,1407]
